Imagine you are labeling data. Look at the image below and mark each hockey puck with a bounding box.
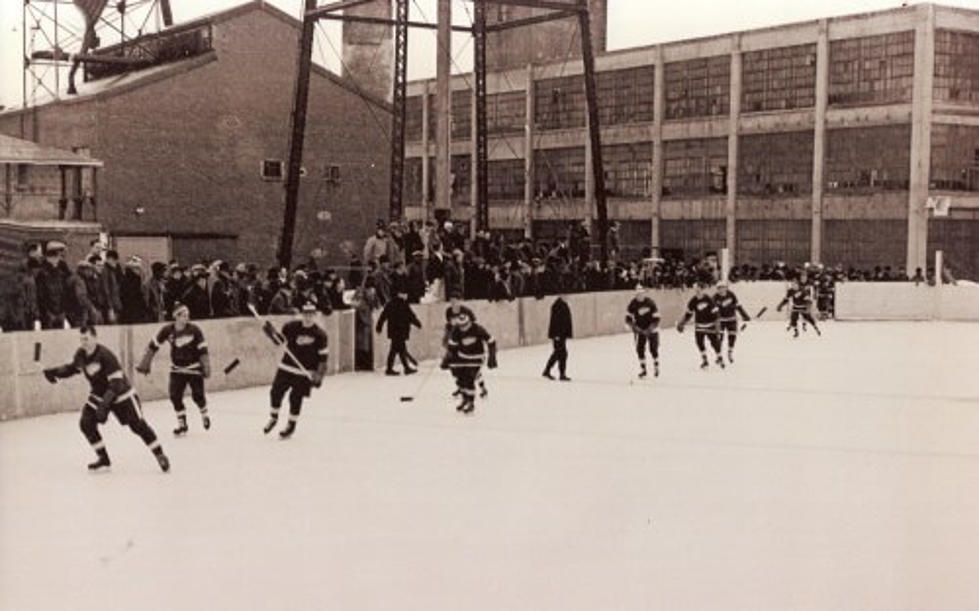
[33,342,41,362]
[223,358,241,375]
[399,396,414,402]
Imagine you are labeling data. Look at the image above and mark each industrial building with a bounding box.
[0,1,391,268]
[403,3,979,279]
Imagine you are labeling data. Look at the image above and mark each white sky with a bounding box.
[3,0,979,109]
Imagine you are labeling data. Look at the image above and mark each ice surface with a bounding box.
[2,321,978,611]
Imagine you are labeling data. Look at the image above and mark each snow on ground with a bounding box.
[2,321,978,611]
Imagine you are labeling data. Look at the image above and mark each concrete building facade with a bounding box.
[0,2,391,268]
[404,3,979,279]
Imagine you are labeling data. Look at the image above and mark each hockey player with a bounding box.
[135,302,211,435]
[43,325,170,472]
[375,290,422,375]
[624,285,660,378]
[815,268,836,320]
[443,292,487,398]
[677,282,725,369]
[442,309,497,414]
[713,283,751,363]
[777,280,821,338]
[260,302,329,438]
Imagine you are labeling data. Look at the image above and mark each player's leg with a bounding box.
[636,333,649,377]
[118,396,169,472]
[385,338,399,375]
[458,368,478,414]
[189,375,209,430]
[79,401,110,470]
[789,311,800,337]
[802,312,821,336]
[278,379,310,439]
[649,333,660,377]
[543,339,559,379]
[264,372,289,434]
[725,322,737,362]
[709,330,725,368]
[398,339,416,374]
[169,373,189,435]
[695,331,709,368]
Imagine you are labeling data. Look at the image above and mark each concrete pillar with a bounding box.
[907,4,935,274]
[524,63,535,239]
[651,47,665,255]
[585,111,595,233]
[811,20,829,264]
[726,36,742,262]
[435,0,452,217]
[421,82,431,221]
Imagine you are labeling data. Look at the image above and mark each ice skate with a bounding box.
[278,421,296,439]
[155,452,170,473]
[173,418,188,436]
[262,416,278,435]
[87,455,111,471]
[715,355,725,369]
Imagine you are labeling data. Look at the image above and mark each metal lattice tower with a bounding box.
[388,0,409,222]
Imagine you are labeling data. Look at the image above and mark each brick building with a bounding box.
[404,3,979,279]
[0,1,391,268]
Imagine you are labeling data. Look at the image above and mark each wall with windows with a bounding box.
[738,131,813,197]
[488,159,525,202]
[664,55,730,120]
[736,220,811,266]
[534,146,586,199]
[825,125,911,193]
[822,220,907,271]
[488,91,526,135]
[928,215,979,280]
[596,66,655,125]
[742,43,817,113]
[660,219,726,260]
[534,75,586,131]
[828,31,914,106]
[602,142,652,199]
[934,29,979,104]
[662,137,727,197]
[930,124,979,191]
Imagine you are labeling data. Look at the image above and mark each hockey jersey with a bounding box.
[713,291,747,321]
[54,344,135,406]
[278,320,329,376]
[783,287,812,312]
[626,296,660,332]
[150,322,208,372]
[686,295,720,329]
[447,322,495,366]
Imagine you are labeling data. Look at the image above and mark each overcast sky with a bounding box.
[3,0,979,109]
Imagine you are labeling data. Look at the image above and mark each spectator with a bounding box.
[119,256,150,324]
[102,250,124,323]
[69,260,101,326]
[146,262,168,322]
[36,241,69,329]
[406,251,426,304]
[363,220,389,264]
[182,266,212,319]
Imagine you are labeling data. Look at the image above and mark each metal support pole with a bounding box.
[278,0,318,269]
[577,0,608,264]
[389,0,409,221]
[473,0,489,232]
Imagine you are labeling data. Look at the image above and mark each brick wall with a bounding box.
[0,5,391,269]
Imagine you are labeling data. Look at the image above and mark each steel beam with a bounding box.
[480,0,587,13]
[473,0,488,231]
[485,10,575,32]
[389,0,409,221]
[317,13,473,33]
[306,0,376,19]
[278,0,318,268]
[577,0,608,263]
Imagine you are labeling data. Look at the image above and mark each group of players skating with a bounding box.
[39,275,828,473]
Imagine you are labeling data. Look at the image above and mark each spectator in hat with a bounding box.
[210,261,236,318]
[146,262,168,322]
[119,255,150,324]
[406,251,426,304]
[375,289,421,376]
[363,220,389,264]
[36,241,69,329]
[444,248,465,300]
[68,259,101,327]
[164,264,189,319]
[101,250,124,323]
[181,266,212,320]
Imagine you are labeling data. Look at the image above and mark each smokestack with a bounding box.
[341,0,394,102]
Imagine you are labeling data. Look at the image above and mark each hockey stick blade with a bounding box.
[754,306,768,318]
[223,358,241,375]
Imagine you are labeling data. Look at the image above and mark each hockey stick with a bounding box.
[400,362,440,402]
[245,303,313,381]
[741,306,768,331]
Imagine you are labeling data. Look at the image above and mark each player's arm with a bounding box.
[677,302,694,332]
[196,327,211,378]
[483,328,498,369]
[776,292,790,312]
[737,304,751,321]
[374,302,389,334]
[43,356,81,383]
[137,325,169,374]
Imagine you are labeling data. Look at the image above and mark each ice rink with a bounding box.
[2,320,978,611]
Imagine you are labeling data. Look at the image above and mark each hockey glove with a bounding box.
[486,343,498,370]
[135,349,153,375]
[311,372,323,388]
[200,354,211,379]
[375,321,383,334]
[92,395,110,424]
[262,321,284,345]
[440,353,451,370]
[676,321,685,333]
[43,368,59,384]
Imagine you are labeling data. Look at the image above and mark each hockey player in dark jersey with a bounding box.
[677,282,725,369]
[777,280,821,338]
[443,292,487,398]
[43,325,170,472]
[624,285,661,378]
[713,283,751,363]
[136,302,212,435]
[441,308,497,414]
[815,269,835,320]
[260,302,329,438]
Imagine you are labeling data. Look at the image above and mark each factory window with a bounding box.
[534,146,586,199]
[403,157,426,204]
[935,30,979,104]
[261,160,284,182]
[825,125,910,192]
[738,131,813,197]
[488,159,525,200]
[534,75,586,131]
[742,43,817,112]
[662,137,728,197]
[660,219,727,261]
[405,95,425,141]
[828,31,914,106]
[664,55,730,120]
[931,124,979,191]
[451,89,472,140]
[450,154,471,204]
[487,91,526,135]
[601,142,653,198]
[596,65,655,125]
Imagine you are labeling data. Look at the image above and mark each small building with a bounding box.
[0,1,391,268]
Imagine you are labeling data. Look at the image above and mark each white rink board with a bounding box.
[2,321,978,611]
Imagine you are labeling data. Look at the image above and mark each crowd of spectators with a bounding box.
[0,219,957,332]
